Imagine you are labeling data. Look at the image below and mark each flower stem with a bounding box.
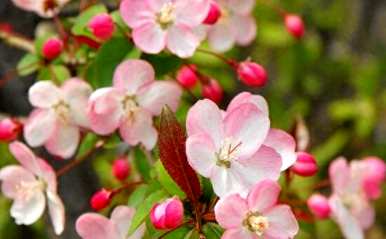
[196,48,237,67]
[0,30,34,52]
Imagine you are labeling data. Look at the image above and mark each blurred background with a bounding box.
[0,0,385,238]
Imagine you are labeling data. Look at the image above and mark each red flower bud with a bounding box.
[90,189,112,211]
[291,152,318,177]
[0,118,22,142]
[202,79,223,103]
[176,65,199,89]
[112,157,131,181]
[203,1,222,25]
[237,61,268,87]
[284,14,305,39]
[150,197,184,230]
[88,13,115,41]
[307,194,331,219]
[0,23,13,33]
[42,38,63,60]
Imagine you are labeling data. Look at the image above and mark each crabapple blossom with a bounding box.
[24,79,92,158]
[87,59,182,150]
[42,38,64,60]
[307,194,331,219]
[201,79,223,103]
[0,142,65,235]
[120,0,211,58]
[215,180,299,239]
[237,61,268,87]
[358,157,385,200]
[284,14,305,39]
[328,158,377,239]
[291,152,318,177]
[88,13,115,41]
[112,157,131,181]
[90,189,112,211]
[0,118,22,142]
[150,197,184,230]
[176,65,199,89]
[203,0,222,25]
[76,205,145,239]
[11,0,71,18]
[207,0,257,52]
[186,92,298,197]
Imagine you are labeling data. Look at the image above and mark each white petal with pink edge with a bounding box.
[24,109,56,147]
[28,81,61,108]
[186,133,217,177]
[247,180,281,213]
[214,194,248,229]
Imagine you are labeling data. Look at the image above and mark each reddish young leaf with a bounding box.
[158,106,201,203]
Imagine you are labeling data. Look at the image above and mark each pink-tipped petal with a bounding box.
[167,25,200,58]
[224,103,270,159]
[186,134,216,177]
[120,0,155,28]
[175,0,210,27]
[207,22,235,52]
[232,15,257,46]
[137,81,182,115]
[28,81,61,108]
[45,123,80,159]
[113,60,156,94]
[227,92,269,116]
[0,166,36,199]
[76,213,120,239]
[110,206,136,238]
[186,99,224,148]
[11,0,36,11]
[10,190,46,225]
[24,109,56,147]
[247,180,281,213]
[351,201,375,230]
[211,167,244,198]
[9,141,42,176]
[214,194,248,229]
[119,109,157,150]
[222,228,255,239]
[263,129,297,171]
[47,190,65,235]
[132,23,166,54]
[264,205,299,238]
[329,158,350,195]
[38,159,57,192]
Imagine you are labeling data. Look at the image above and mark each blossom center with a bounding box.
[53,101,71,123]
[244,213,269,236]
[216,138,242,168]
[43,0,59,13]
[157,3,176,29]
[16,180,45,202]
[122,95,139,113]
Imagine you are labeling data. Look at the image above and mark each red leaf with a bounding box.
[158,106,201,204]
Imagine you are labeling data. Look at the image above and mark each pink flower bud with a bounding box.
[88,13,115,41]
[284,14,305,39]
[203,1,222,25]
[176,65,199,89]
[0,118,22,142]
[361,157,385,200]
[90,189,112,211]
[237,61,268,87]
[307,194,331,219]
[202,79,223,104]
[291,152,318,177]
[42,38,63,60]
[112,157,131,181]
[150,197,184,230]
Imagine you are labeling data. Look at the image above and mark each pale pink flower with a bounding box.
[24,79,92,159]
[76,205,145,239]
[207,0,257,52]
[87,59,182,150]
[186,92,296,198]
[0,142,65,235]
[215,180,299,239]
[328,158,376,239]
[120,0,210,58]
[357,157,385,200]
[12,0,70,18]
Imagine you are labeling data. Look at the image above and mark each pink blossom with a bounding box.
[87,59,182,150]
[88,13,115,41]
[112,157,131,181]
[176,65,199,89]
[11,0,71,18]
[186,92,296,197]
[358,157,385,200]
[284,14,305,39]
[0,142,65,235]
[207,0,257,52]
[120,0,210,58]
[307,194,331,219]
[150,197,184,230]
[215,180,299,239]
[203,0,222,25]
[291,152,318,177]
[201,79,223,103]
[24,79,92,159]
[90,189,112,211]
[76,205,145,239]
[42,38,64,60]
[0,118,22,142]
[237,61,268,87]
[328,158,376,239]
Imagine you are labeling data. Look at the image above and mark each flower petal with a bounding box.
[132,23,166,54]
[227,0,255,15]
[9,141,42,176]
[263,129,296,171]
[119,108,157,150]
[38,159,57,192]
[10,190,46,225]
[110,206,135,238]
[214,194,248,229]
[207,21,235,52]
[167,25,200,58]
[232,15,257,46]
[224,103,270,159]
[0,165,36,199]
[76,213,120,239]
[137,81,182,115]
[175,0,210,27]
[211,167,244,198]
[120,0,155,28]
[186,99,223,148]
[227,92,268,116]
[45,123,80,159]
[113,59,155,94]
[24,109,56,147]
[186,133,217,177]
[351,200,375,229]
[264,205,299,238]
[222,228,255,239]
[247,179,281,213]
[47,190,65,235]
[28,81,61,108]
[329,158,350,195]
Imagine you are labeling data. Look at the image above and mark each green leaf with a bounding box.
[76,133,99,158]
[72,4,107,38]
[133,147,152,182]
[37,65,71,83]
[155,161,186,199]
[162,226,194,239]
[127,185,150,208]
[128,190,167,236]
[86,37,136,88]
[142,53,182,77]
[17,53,41,76]
[202,223,223,239]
